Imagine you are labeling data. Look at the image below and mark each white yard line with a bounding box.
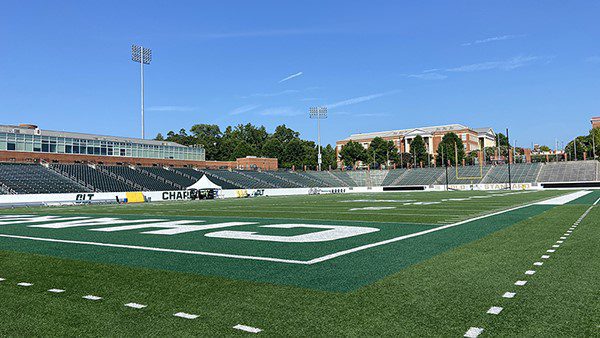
[0,191,588,265]
[0,234,310,265]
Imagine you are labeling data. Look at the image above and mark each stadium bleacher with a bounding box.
[537,161,598,182]
[0,163,89,194]
[1,161,599,195]
[396,167,445,186]
[52,164,132,192]
[481,163,542,184]
[99,165,174,191]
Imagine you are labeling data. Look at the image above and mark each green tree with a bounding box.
[436,132,465,166]
[322,144,338,170]
[261,138,284,159]
[589,128,600,160]
[272,125,300,144]
[539,145,551,152]
[154,133,164,141]
[231,141,256,159]
[410,135,428,166]
[283,138,305,169]
[339,141,366,168]
[189,124,223,160]
[565,136,589,161]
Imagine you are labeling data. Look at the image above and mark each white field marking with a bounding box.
[567,230,572,233]
[557,240,564,243]
[0,234,310,265]
[535,190,592,205]
[564,233,571,236]
[125,303,147,309]
[525,270,536,275]
[594,197,600,205]
[541,255,550,259]
[464,327,484,338]
[349,206,396,211]
[233,324,263,333]
[0,278,5,282]
[560,236,567,239]
[552,244,560,248]
[173,312,198,319]
[534,262,543,266]
[83,295,102,301]
[17,282,32,287]
[487,306,503,315]
[340,199,415,203]
[547,249,556,253]
[92,221,255,236]
[0,192,574,265]
[206,224,379,243]
[305,201,538,264]
[48,288,65,293]
[502,292,516,298]
[515,280,527,286]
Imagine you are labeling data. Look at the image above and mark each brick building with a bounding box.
[592,116,600,129]
[0,124,276,170]
[336,124,496,166]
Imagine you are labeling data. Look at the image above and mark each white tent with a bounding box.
[187,175,222,190]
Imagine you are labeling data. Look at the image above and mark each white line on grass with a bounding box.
[502,292,516,298]
[534,262,543,266]
[173,312,198,319]
[464,327,484,338]
[83,295,102,301]
[17,282,32,287]
[0,278,5,282]
[525,270,536,275]
[0,191,584,265]
[515,280,527,286]
[48,288,65,293]
[541,255,550,259]
[233,324,262,333]
[125,303,147,309]
[487,306,503,315]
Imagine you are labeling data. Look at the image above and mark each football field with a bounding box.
[0,189,599,336]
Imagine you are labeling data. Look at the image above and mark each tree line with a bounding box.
[156,124,337,169]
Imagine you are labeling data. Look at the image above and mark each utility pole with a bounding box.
[131,45,152,139]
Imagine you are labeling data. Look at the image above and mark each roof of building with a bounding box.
[0,124,188,148]
[341,124,494,141]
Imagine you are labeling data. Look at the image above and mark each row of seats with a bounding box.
[0,163,90,194]
[1,161,599,194]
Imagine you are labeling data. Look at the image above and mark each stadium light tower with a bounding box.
[309,106,328,171]
[131,45,152,139]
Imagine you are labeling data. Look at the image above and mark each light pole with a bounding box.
[309,107,327,171]
[131,45,152,139]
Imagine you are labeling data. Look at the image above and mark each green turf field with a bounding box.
[0,189,598,336]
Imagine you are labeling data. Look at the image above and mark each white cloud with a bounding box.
[147,106,196,112]
[326,90,400,109]
[461,34,525,46]
[408,73,448,80]
[279,72,303,83]
[446,56,541,72]
[258,107,304,117]
[229,104,260,115]
[240,89,300,99]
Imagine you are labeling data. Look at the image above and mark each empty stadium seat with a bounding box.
[0,163,90,194]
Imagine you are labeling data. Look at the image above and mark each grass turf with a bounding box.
[0,189,598,335]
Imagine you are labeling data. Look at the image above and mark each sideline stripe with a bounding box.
[306,201,540,264]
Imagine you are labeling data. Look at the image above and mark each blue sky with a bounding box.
[1,1,599,148]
